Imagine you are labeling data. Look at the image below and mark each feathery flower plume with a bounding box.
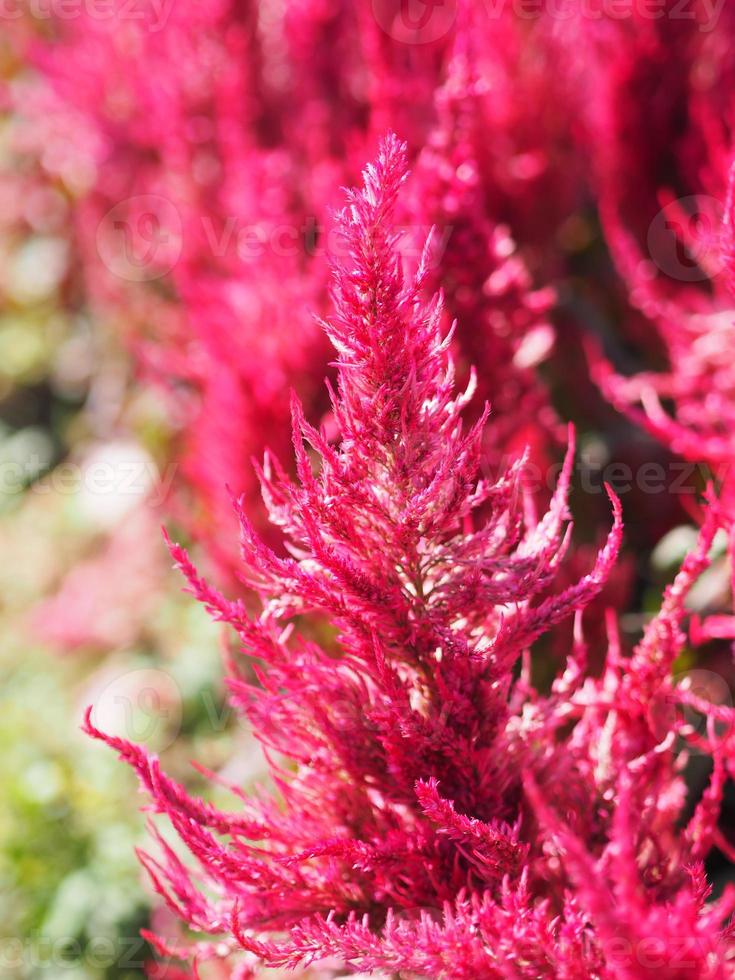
[84,137,735,978]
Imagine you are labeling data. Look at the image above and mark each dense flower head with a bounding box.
[86,137,735,979]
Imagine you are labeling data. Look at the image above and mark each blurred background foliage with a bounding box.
[0,50,245,979]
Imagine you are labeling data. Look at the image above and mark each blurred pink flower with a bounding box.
[19,2,571,584]
[31,502,165,654]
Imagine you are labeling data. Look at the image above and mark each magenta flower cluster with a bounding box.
[87,138,735,977]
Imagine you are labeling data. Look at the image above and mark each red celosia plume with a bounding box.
[84,137,735,978]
